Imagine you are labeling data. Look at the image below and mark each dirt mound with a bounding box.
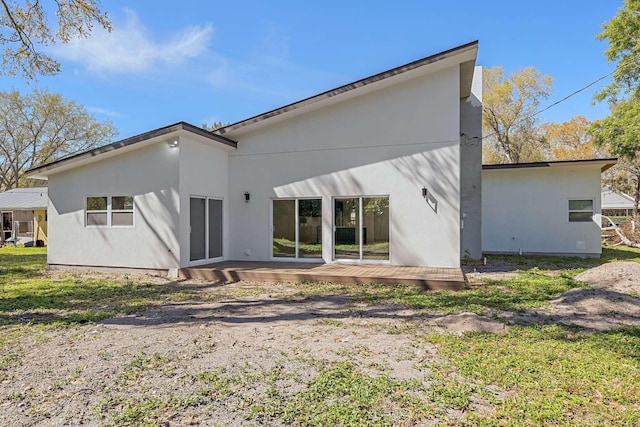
[575,262,640,294]
[551,288,640,313]
[501,263,640,331]
[434,312,508,335]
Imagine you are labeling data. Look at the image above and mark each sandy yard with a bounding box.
[0,260,639,426]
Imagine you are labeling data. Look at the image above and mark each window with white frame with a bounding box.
[86,196,134,227]
[568,199,593,222]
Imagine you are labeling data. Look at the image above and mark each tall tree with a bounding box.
[482,66,553,163]
[590,98,640,159]
[0,0,111,79]
[596,0,640,102]
[540,115,600,160]
[0,89,117,190]
[590,98,640,231]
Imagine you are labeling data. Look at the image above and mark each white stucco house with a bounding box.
[25,40,615,275]
[482,159,616,257]
[26,41,481,274]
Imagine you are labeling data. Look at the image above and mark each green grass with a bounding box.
[290,270,585,315]
[467,245,640,272]
[0,247,185,326]
[249,360,434,426]
[2,245,640,425]
[426,325,640,426]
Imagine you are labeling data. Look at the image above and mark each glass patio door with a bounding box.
[190,197,223,262]
[272,199,322,259]
[334,197,389,261]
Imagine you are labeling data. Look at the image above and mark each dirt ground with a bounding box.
[1,261,639,425]
[500,262,640,331]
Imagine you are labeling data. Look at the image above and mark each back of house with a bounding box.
[26,41,482,274]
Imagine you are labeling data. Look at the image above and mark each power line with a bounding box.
[467,66,621,143]
[532,70,615,118]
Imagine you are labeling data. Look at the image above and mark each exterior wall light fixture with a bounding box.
[244,192,250,203]
[168,140,179,148]
[423,186,438,213]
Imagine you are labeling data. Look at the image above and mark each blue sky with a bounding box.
[1,0,622,139]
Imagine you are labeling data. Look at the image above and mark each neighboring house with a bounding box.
[23,40,614,274]
[601,188,635,217]
[482,159,616,257]
[0,187,48,246]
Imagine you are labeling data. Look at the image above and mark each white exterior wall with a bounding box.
[228,67,462,268]
[47,142,181,269]
[177,135,230,267]
[482,165,603,256]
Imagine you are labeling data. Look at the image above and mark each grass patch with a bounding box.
[291,270,584,315]
[426,325,640,425]
[0,247,183,326]
[3,245,640,425]
[250,360,434,426]
[471,245,640,272]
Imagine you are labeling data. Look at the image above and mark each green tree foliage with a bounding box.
[0,0,111,79]
[0,89,117,190]
[596,0,640,102]
[482,66,553,163]
[603,157,640,198]
[590,98,640,159]
[590,98,640,229]
[593,1,640,236]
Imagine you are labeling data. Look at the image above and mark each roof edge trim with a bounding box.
[216,40,479,135]
[482,158,618,171]
[25,122,237,178]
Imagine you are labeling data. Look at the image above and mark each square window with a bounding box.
[86,196,134,227]
[568,199,594,222]
[569,200,593,211]
[112,212,133,226]
[87,212,108,226]
[87,196,107,211]
[112,196,133,210]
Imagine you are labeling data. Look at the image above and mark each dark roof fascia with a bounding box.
[482,158,618,171]
[26,122,237,177]
[216,40,479,135]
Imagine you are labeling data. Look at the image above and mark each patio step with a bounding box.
[180,261,465,290]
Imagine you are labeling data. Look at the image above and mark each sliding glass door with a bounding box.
[273,199,322,259]
[190,197,223,262]
[334,197,389,261]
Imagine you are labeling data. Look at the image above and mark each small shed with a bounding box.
[0,187,48,246]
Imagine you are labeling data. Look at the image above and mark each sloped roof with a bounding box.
[217,40,479,137]
[483,158,617,172]
[602,188,635,209]
[0,187,48,210]
[25,122,237,179]
[26,41,479,178]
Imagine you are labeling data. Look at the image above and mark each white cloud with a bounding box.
[87,106,121,117]
[252,24,290,66]
[51,9,214,75]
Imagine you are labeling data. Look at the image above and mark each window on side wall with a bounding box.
[86,196,134,227]
[568,199,593,222]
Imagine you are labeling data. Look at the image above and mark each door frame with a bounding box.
[332,195,391,265]
[270,197,324,262]
[1,211,13,243]
[188,195,224,267]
